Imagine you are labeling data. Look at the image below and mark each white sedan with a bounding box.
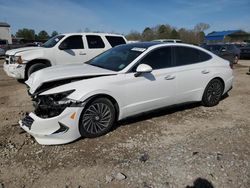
[20,42,233,145]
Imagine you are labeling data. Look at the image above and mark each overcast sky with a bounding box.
[0,0,250,35]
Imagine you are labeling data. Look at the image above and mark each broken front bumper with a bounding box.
[19,107,84,145]
[3,62,26,79]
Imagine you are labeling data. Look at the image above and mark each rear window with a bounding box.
[86,35,105,49]
[175,46,211,66]
[106,36,126,47]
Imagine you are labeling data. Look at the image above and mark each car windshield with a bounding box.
[205,45,222,52]
[42,35,64,48]
[88,45,145,71]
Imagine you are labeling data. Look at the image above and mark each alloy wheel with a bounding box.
[81,102,112,134]
[206,80,223,106]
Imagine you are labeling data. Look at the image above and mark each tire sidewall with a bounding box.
[79,98,116,138]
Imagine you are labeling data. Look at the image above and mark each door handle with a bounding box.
[164,75,175,80]
[79,52,86,55]
[202,70,210,74]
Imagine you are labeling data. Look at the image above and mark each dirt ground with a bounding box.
[0,58,249,188]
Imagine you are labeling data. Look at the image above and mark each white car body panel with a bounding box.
[20,43,233,145]
[26,63,117,94]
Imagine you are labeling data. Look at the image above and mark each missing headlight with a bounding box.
[32,90,85,118]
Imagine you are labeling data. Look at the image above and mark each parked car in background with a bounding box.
[153,39,182,43]
[3,33,127,80]
[0,39,8,51]
[21,42,233,145]
[239,44,250,59]
[201,44,240,64]
[0,48,5,57]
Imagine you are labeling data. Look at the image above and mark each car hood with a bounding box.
[6,47,43,56]
[26,64,117,94]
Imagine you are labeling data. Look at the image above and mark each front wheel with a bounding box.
[202,79,224,107]
[79,98,116,138]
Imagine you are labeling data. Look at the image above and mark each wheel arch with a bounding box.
[25,59,52,80]
[211,77,225,92]
[202,76,226,100]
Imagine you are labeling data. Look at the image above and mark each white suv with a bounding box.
[3,33,127,80]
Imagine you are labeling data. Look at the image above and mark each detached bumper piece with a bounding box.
[21,115,34,130]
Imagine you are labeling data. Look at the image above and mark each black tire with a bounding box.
[234,55,239,64]
[202,79,224,107]
[27,63,47,78]
[79,98,116,138]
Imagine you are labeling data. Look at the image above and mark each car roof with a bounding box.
[121,42,162,48]
[117,42,209,53]
[61,32,125,37]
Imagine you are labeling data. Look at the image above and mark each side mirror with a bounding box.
[135,64,152,77]
[221,47,226,52]
[59,42,68,50]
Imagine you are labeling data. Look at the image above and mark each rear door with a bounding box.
[83,35,107,62]
[220,45,233,63]
[173,46,213,103]
[55,35,86,64]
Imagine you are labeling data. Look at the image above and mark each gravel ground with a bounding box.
[0,59,249,188]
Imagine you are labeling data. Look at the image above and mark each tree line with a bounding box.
[126,23,210,45]
[15,29,59,41]
[15,22,210,44]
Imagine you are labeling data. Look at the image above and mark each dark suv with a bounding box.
[239,44,250,59]
[201,44,240,64]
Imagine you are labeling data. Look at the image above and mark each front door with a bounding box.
[55,35,86,65]
[121,47,177,117]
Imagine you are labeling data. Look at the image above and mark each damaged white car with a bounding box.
[20,42,233,145]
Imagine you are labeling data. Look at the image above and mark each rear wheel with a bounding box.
[202,79,224,107]
[27,63,47,78]
[79,98,116,138]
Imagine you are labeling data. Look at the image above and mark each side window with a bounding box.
[174,46,211,66]
[105,36,126,47]
[199,50,212,62]
[86,35,105,49]
[59,35,84,49]
[132,47,172,71]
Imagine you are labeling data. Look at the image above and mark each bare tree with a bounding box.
[194,23,210,32]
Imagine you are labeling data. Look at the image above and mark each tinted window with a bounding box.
[0,40,7,45]
[60,35,83,49]
[86,35,105,49]
[133,47,172,71]
[175,46,211,66]
[106,36,126,47]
